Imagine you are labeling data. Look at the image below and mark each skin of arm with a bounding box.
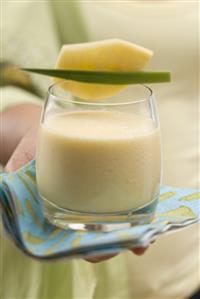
[2,103,148,262]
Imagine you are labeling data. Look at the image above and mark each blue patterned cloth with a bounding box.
[0,160,199,260]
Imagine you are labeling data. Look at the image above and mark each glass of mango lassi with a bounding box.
[36,82,161,231]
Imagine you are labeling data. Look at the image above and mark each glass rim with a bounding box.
[47,82,153,107]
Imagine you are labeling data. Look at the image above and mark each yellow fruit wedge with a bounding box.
[55,39,153,100]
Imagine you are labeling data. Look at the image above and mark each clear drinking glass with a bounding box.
[36,82,162,231]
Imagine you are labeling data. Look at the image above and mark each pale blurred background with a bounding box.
[0,1,199,299]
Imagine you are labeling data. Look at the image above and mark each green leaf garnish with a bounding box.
[21,68,171,85]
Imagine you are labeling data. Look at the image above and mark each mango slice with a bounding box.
[55,39,153,100]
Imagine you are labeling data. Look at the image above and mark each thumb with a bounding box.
[5,126,38,173]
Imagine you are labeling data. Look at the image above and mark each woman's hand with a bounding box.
[4,104,149,262]
[0,103,41,165]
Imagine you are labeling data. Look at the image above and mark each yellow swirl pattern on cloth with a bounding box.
[179,192,200,202]
[158,206,196,219]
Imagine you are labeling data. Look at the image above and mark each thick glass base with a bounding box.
[42,196,159,232]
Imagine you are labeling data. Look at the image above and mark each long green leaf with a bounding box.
[21,68,171,85]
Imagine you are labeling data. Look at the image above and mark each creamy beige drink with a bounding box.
[36,111,161,213]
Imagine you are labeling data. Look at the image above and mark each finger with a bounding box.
[0,104,41,165]
[130,246,149,255]
[5,125,38,172]
[85,253,118,263]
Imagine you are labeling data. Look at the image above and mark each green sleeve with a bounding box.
[0,86,42,112]
[1,1,59,94]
